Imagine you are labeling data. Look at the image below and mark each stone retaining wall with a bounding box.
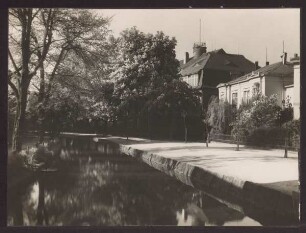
[104,139,299,222]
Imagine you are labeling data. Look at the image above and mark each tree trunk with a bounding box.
[205,123,209,147]
[38,64,45,143]
[11,9,33,151]
[136,113,141,137]
[37,176,48,225]
[169,110,175,140]
[183,115,188,142]
[284,137,288,158]
[126,111,129,140]
[12,100,21,151]
[236,135,240,151]
[38,112,45,143]
[104,119,108,135]
[12,80,30,151]
[147,108,152,140]
[12,192,24,225]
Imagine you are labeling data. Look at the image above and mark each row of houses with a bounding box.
[179,43,300,120]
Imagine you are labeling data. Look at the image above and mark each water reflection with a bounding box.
[8,139,261,226]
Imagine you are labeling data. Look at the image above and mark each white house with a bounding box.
[217,53,294,109]
[290,54,300,119]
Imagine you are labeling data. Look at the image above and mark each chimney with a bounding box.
[193,42,207,58]
[185,52,190,64]
[281,52,287,64]
[266,61,269,66]
[255,61,259,70]
[290,53,300,65]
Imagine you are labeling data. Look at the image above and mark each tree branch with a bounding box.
[8,77,20,99]
[8,48,21,77]
[32,9,41,19]
[9,9,21,20]
[31,82,40,92]
[45,47,67,99]
[50,47,66,81]
[29,9,55,78]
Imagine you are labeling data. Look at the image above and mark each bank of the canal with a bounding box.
[7,138,266,226]
[98,136,299,221]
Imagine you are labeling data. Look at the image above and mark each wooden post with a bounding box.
[204,120,209,147]
[284,138,288,158]
[184,115,187,143]
[182,111,188,143]
[236,112,240,151]
[126,110,129,140]
[236,135,240,151]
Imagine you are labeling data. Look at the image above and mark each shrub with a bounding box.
[206,96,236,135]
[245,127,286,147]
[283,119,300,149]
[244,120,300,149]
[231,94,282,141]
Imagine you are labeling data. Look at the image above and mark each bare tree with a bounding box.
[8,8,111,150]
[9,9,55,151]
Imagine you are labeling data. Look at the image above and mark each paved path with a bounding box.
[100,137,298,185]
[98,136,299,218]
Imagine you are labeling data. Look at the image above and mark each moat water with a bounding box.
[7,138,297,226]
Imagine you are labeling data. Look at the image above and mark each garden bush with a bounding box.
[245,127,286,147]
[283,119,300,149]
[245,119,300,149]
[231,94,282,145]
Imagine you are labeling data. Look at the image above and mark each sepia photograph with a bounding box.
[7,8,300,227]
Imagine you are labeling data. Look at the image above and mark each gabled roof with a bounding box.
[218,61,293,87]
[179,49,256,77]
[180,53,211,76]
[206,53,256,72]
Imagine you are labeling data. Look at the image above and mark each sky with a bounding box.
[94,9,300,67]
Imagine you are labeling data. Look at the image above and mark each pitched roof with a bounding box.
[206,53,256,72]
[180,53,211,76]
[179,49,256,77]
[218,62,293,87]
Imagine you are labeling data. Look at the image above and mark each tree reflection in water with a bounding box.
[7,140,259,226]
[37,176,49,225]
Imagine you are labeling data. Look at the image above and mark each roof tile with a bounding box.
[180,49,256,76]
[225,62,293,85]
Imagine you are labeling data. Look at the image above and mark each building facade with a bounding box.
[291,54,300,119]
[180,43,257,110]
[217,53,297,112]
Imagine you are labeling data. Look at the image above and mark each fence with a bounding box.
[209,133,236,144]
[210,132,300,152]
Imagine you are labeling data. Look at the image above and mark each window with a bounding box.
[243,90,250,104]
[193,76,198,86]
[220,93,225,101]
[252,82,260,96]
[232,93,238,106]
[190,76,194,86]
[185,75,198,87]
